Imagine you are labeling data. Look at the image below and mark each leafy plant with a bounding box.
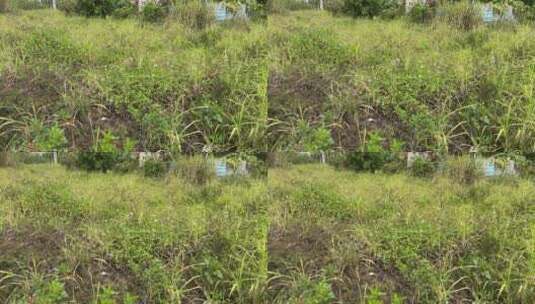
[288,275,335,304]
[304,127,334,153]
[74,131,136,173]
[408,156,435,177]
[408,3,435,24]
[34,124,68,151]
[343,132,402,172]
[74,0,134,17]
[34,279,68,304]
[143,159,167,178]
[141,1,167,23]
[341,0,400,18]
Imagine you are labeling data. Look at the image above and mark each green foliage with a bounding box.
[74,0,134,17]
[1,163,535,302]
[34,124,68,151]
[74,132,136,173]
[340,0,400,18]
[344,151,389,172]
[303,127,334,152]
[141,1,167,23]
[0,10,268,152]
[268,10,535,153]
[143,159,167,178]
[324,0,345,15]
[75,152,117,172]
[408,3,435,23]
[366,287,384,304]
[342,132,403,172]
[290,276,335,304]
[510,0,535,22]
[408,156,435,177]
[34,278,68,304]
[95,286,116,304]
[438,1,483,30]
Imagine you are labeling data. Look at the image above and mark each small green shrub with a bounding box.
[343,132,402,172]
[246,156,268,179]
[290,276,335,304]
[408,156,435,177]
[522,154,535,177]
[34,278,68,304]
[341,0,400,18]
[72,132,136,173]
[304,127,334,153]
[74,0,133,17]
[408,3,435,24]
[141,1,167,23]
[344,151,389,172]
[143,159,167,178]
[112,1,136,18]
[511,0,535,22]
[94,286,116,304]
[34,124,68,152]
[76,152,118,172]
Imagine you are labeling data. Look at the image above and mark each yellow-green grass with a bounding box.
[1,164,534,302]
[267,10,535,153]
[0,10,268,152]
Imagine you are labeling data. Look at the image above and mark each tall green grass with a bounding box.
[1,163,533,302]
[0,164,269,302]
[267,164,535,303]
[2,9,534,154]
[267,10,535,154]
[0,10,268,153]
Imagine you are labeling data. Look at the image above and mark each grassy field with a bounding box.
[2,9,535,155]
[1,5,535,304]
[0,164,269,303]
[1,164,534,303]
[0,10,268,153]
[267,11,535,153]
